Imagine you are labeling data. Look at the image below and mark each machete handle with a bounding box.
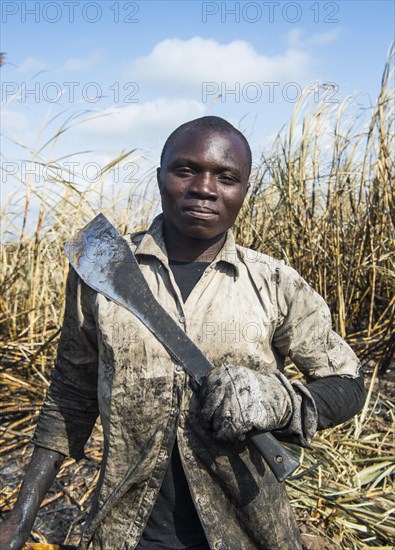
[249,431,299,482]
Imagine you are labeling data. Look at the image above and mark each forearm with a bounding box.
[0,446,65,550]
[306,374,366,430]
[273,373,366,446]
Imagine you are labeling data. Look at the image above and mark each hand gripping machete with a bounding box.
[64,213,299,482]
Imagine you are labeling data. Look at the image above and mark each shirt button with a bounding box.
[179,315,186,324]
[215,542,224,550]
[175,364,183,373]
[184,451,192,460]
[198,496,206,505]
[172,407,179,416]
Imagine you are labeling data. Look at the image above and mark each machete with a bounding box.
[64,213,300,482]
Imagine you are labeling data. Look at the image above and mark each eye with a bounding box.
[174,166,195,177]
[218,173,238,185]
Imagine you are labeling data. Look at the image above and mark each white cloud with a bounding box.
[16,56,48,74]
[287,28,341,49]
[62,49,105,71]
[77,98,206,145]
[125,37,313,96]
[308,28,341,46]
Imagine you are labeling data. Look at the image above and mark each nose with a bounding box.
[187,172,218,200]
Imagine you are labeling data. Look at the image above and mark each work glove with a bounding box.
[199,365,317,446]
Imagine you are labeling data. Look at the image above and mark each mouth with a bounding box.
[183,206,219,220]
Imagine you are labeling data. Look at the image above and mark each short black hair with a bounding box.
[160,116,252,177]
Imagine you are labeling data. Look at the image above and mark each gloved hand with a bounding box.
[199,365,293,442]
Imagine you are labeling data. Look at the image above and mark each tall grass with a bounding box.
[235,44,394,367]
[1,47,394,547]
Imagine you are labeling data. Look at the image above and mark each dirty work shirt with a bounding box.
[138,261,366,549]
[32,214,362,550]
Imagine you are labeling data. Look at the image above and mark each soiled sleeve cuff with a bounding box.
[272,372,318,447]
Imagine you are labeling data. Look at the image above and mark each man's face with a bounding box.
[157,127,250,241]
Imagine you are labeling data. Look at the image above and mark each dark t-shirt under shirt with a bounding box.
[136,259,365,549]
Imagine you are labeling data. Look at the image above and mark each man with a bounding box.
[0,116,365,549]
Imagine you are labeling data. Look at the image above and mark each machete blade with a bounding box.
[64,213,300,482]
[65,213,210,385]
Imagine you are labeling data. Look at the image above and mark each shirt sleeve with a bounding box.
[271,263,364,441]
[31,266,99,460]
[273,263,361,381]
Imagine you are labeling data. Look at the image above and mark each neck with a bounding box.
[163,221,226,263]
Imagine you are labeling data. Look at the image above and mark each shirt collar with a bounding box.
[133,214,169,267]
[133,214,241,277]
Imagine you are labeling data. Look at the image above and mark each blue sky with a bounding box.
[1,0,394,209]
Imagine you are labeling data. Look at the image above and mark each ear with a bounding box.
[243,181,250,197]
